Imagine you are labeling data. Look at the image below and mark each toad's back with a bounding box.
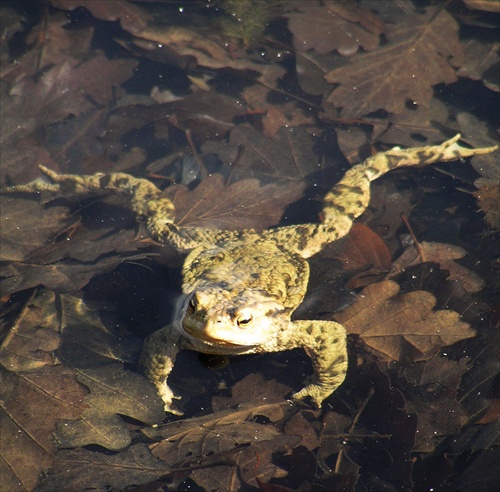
[182,236,310,310]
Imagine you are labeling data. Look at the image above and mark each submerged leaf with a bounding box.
[167,174,305,231]
[36,443,170,492]
[0,366,87,491]
[390,242,485,293]
[50,0,152,34]
[335,280,475,361]
[474,183,499,230]
[325,6,462,116]
[287,0,383,56]
[145,375,299,490]
[55,364,164,450]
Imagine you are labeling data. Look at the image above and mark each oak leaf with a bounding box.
[35,444,170,492]
[145,375,299,490]
[334,280,475,362]
[135,25,285,87]
[55,364,165,450]
[0,366,87,491]
[167,174,305,232]
[390,242,485,293]
[286,0,383,56]
[325,6,463,116]
[334,223,392,289]
[457,39,500,92]
[403,357,470,452]
[10,55,137,124]
[0,290,61,371]
[201,125,326,185]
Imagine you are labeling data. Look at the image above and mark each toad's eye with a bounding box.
[237,314,253,327]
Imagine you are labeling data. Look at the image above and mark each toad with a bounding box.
[7,135,496,414]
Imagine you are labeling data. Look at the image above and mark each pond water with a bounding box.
[1,1,498,491]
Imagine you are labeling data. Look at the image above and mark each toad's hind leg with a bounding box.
[270,134,497,258]
[289,320,348,407]
[321,134,497,225]
[4,165,200,252]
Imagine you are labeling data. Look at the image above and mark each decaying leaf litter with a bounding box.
[0,1,498,491]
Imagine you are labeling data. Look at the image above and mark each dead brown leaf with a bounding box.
[0,245,152,296]
[321,363,416,488]
[284,412,320,451]
[10,55,137,124]
[45,108,109,169]
[334,280,476,362]
[455,113,500,188]
[25,16,94,73]
[325,5,462,116]
[242,84,315,137]
[163,91,248,142]
[0,187,156,296]
[212,373,294,411]
[334,223,392,289]
[135,25,285,87]
[145,375,299,490]
[403,357,470,452]
[0,290,61,371]
[0,366,87,491]
[56,364,164,450]
[286,0,383,56]
[46,295,165,450]
[373,99,453,148]
[166,174,305,232]
[35,443,171,492]
[476,399,500,424]
[0,286,163,478]
[390,242,485,293]
[457,39,500,92]
[50,0,152,34]
[201,125,325,185]
[0,194,71,263]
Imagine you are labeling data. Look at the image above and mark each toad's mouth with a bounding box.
[182,322,255,349]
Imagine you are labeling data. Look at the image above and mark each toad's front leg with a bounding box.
[290,320,348,407]
[140,324,184,415]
